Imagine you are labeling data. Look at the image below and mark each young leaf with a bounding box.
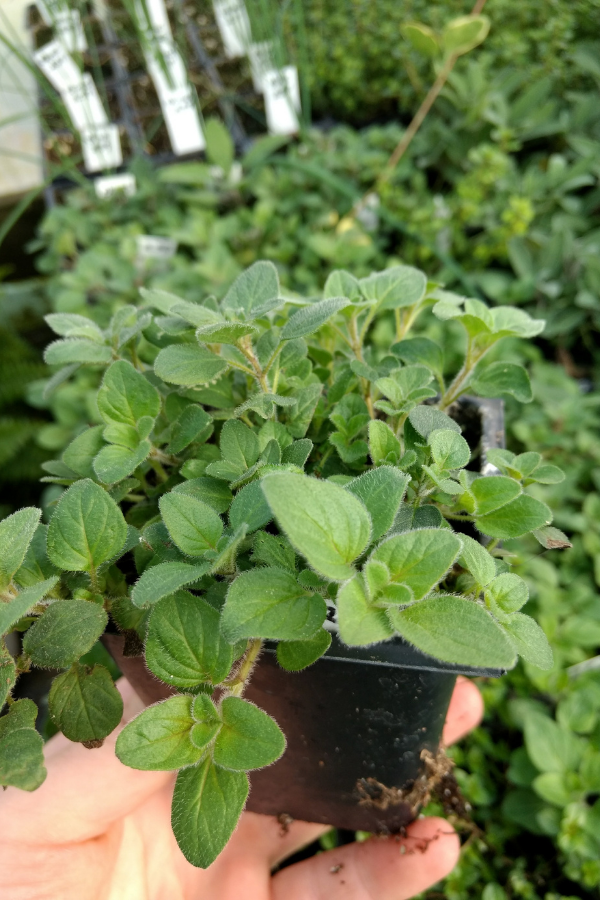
[337,575,395,646]
[45,313,104,342]
[345,468,409,542]
[0,577,59,637]
[190,693,222,750]
[220,420,260,471]
[173,478,233,514]
[442,14,490,56]
[501,614,554,670]
[145,591,233,687]
[62,426,105,479]
[116,695,203,770]
[0,699,46,790]
[371,529,461,600]
[221,568,326,642]
[280,297,350,341]
[131,561,212,608]
[368,420,401,466]
[45,339,112,366]
[0,650,16,711]
[276,630,332,671]
[97,361,161,427]
[154,345,228,387]
[281,439,313,468]
[459,534,496,587]
[0,507,41,589]
[392,337,444,380]
[160,493,224,556]
[214,697,286,771]
[408,406,461,439]
[429,430,470,470]
[523,713,582,774]
[375,366,436,411]
[251,532,296,572]
[359,265,427,310]
[485,573,529,620]
[261,473,371,581]
[476,495,552,539]
[469,475,521,516]
[229,481,272,534]
[471,363,533,403]
[221,261,280,319]
[168,407,213,454]
[22,599,108,669]
[196,323,258,344]
[389,595,517,668]
[323,270,362,301]
[93,441,151,484]
[171,760,249,868]
[47,480,128,572]
[402,22,439,57]
[49,663,123,743]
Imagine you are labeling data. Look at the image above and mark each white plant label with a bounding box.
[81,124,123,172]
[146,39,188,97]
[136,235,177,260]
[33,39,81,91]
[262,66,301,135]
[213,0,251,59]
[94,172,137,198]
[160,85,206,155]
[134,0,171,34]
[37,3,88,53]
[248,41,273,93]
[63,73,108,130]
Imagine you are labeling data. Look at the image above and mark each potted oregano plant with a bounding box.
[0,261,567,867]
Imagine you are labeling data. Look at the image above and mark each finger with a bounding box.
[442,676,483,746]
[234,811,329,868]
[0,678,173,844]
[271,816,460,900]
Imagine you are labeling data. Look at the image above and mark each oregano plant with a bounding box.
[0,261,568,866]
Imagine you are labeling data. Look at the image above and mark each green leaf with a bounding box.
[490,306,545,339]
[360,265,427,310]
[190,693,222,750]
[49,663,123,743]
[429,429,470,470]
[170,302,223,328]
[196,322,258,344]
[45,339,112,366]
[485,573,529,619]
[168,407,213,455]
[221,567,326,641]
[524,712,583,774]
[281,439,312,468]
[276,630,332,671]
[375,366,436,411]
[0,507,41,589]
[368,420,401,466]
[285,383,323,438]
[154,344,228,387]
[469,475,521,516]
[220,420,260,471]
[251,532,296,571]
[145,591,233,687]
[502,613,554,670]
[222,261,280,319]
[160,492,223,556]
[116,695,203,770]
[402,22,439,57]
[345,467,409,542]
[131,561,211,608]
[389,595,517,668]
[443,14,490,56]
[97,361,161,427]
[337,575,394,646]
[45,313,104,341]
[392,337,444,379]
[0,700,46,790]
[528,465,565,485]
[471,363,533,403]
[262,473,371,581]
[281,297,350,340]
[408,406,461,439]
[173,477,233,514]
[47,480,128,572]
[14,527,58,588]
[532,526,572,550]
[323,270,362,301]
[532,772,570,807]
[171,759,249,868]
[23,599,107,668]
[459,535,496,587]
[229,481,272,534]
[63,426,105,479]
[93,441,151,484]
[0,646,16,710]
[214,697,286,771]
[204,116,234,173]
[0,578,59,636]
[476,495,552,539]
[371,529,461,600]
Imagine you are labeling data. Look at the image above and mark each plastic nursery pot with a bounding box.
[104,397,505,833]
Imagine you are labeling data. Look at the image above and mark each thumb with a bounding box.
[0,678,173,844]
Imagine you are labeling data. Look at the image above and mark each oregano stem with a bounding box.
[228,639,263,697]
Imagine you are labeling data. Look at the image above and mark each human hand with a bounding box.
[0,676,483,900]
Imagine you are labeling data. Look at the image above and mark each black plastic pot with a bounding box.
[104,396,505,832]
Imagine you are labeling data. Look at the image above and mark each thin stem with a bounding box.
[149,459,168,483]
[228,639,263,697]
[237,338,270,392]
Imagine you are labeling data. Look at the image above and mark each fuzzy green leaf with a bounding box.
[62,426,105,479]
[173,478,233,514]
[476,495,552,539]
[524,713,582,774]
[47,480,127,572]
[229,481,272,534]
[0,577,59,636]
[221,261,280,319]
[0,507,41,589]
[45,339,111,366]
[171,760,249,868]
[459,534,496,587]
[23,599,107,668]
[93,441,151,484]
[221,567,326,641]
[442,14,490,56]
[337,575,395,646]
[392,337,444,378]
[154,345,228,387]
[213,697,286,771]
[323,270,362,301]
[97,361,161,427]
[408,406,461,439]
[502,613,554,670]
[371,529,461,600]
[262,473,371,581]
[220,420,260,471]
[168,407,213,454]
[345,467,409,542]
[368,420,401,465]
[145,591,233,688]
[116,695,202,770]
[131,561,211,608]
[429,429,470,470]
[469,475,521,516]
[0,700,46,790]
[276,630,332,671]
[196,323,258,344]
[160,492,223,556]
[360,265,427,310]
[49,663,123,743]
[281,297,350,340]
[485,573,529,620]
[471,362,533,403]
[45,313,104,342]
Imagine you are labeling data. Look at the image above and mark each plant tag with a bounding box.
[37,3,88,52]
[156,83,206,155]
[94,172,136,199]
[81,124,123,172]
[63,73,108,130]
[33,39,81,91]
[262,66,301,135]
[212,0,251,58]
[248,41,273,92]
[134,0,172,33]
[136,235,177,262]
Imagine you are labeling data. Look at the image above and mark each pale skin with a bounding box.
[0,676,483,900]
